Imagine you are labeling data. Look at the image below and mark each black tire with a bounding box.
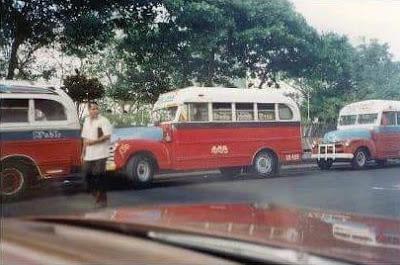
[1,162,29,202]
[317,159,333,170]
[376,159,387,168]
[219,167,242,177]
[252,150,279,178]
[351,148,369,170]
[126,154,155,188]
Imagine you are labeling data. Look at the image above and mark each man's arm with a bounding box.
[81,139,87,162]
[86,135,111,146]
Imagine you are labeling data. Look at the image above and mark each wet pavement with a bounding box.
[2,163,400,219]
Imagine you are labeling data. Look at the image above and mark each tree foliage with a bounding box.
[62,72,105,105]
[1,0,61,79]
[107,0,318,104]
[2,0,400,125]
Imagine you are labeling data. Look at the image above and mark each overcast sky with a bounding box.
[291,0,400,60]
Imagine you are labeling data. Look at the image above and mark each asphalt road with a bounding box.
[2,162,400,219]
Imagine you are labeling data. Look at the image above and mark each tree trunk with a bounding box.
[206,50,215,86]
[6,38,21,80]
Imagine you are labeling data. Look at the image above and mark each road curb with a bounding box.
[155,162,318,178]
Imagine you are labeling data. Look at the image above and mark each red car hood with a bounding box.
[36,203,400,264]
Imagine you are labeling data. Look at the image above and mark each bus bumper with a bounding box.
[311,153,354,160]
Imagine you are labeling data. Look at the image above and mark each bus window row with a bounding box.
[0,98,67,124]
[339,112,400,126]
[178,102,294,122]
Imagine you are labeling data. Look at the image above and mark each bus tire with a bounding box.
[126,154,154,188]
[219,167,242,177]
[253,150,278,178]
[317,159,333,170]
[1,162,29,202]
[351,148,369,170]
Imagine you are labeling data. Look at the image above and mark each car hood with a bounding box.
[323,128,371,143]
[32,203,400,265]
[111,127,162,142]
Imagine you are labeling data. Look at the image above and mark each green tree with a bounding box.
[62,72,105,118]
[1,0,62,79]
[352,39,400,100]
[0,0,121,79]
[298,33,356,123]
[111,0,318,104]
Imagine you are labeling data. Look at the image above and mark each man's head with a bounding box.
[88,102,100,119]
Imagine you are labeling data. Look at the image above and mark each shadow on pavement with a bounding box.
[8,162,400,203]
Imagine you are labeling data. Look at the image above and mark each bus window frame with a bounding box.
[181,102,210,123]
[0,97,32,128]
[257,103,277,122]
[381,111,397,126]
[211,102,233,122]
[235,102,255,122]
[277,103,294,121]
[32,98,70,126]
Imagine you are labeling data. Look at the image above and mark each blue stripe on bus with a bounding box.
[0,129,81,141]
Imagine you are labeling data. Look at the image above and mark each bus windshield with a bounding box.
[154,106,178,123]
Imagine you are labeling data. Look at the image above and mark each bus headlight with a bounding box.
[344,140,351,147]
[311,140,317,149]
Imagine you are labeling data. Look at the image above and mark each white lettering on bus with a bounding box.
[33,130,62,140]
[211,145,229,154]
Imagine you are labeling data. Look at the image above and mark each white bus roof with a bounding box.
[154,86,297,109]
[340,100,400,115]
[0,80,61,96]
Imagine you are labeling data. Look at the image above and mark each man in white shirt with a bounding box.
[81,102,112,207]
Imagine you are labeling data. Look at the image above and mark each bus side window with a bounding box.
[278,104,293,120]
[381,112,396,126]
[0,99,29,123]
[397,112,400,125]
[188,103,208,122]
[258,103,275,121]
[34,99,67,122]
[236,103,254,121]
[212,103,232,121]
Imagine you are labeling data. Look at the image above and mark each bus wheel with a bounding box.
[253,150,278,178]
[351,148,369,170]
[1,163,28,202]
[317,159,333,170]
[219,167,242,177]
[376,159,387,168]
[126,154,154,188]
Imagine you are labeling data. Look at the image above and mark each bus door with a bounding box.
[377,112,399,157]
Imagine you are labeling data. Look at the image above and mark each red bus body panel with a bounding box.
[114,122,302,172]
[0,130,81,179]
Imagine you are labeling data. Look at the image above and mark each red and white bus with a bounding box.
[108,87,302,186]
[312,100,400,169]
[0,82,81,200]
